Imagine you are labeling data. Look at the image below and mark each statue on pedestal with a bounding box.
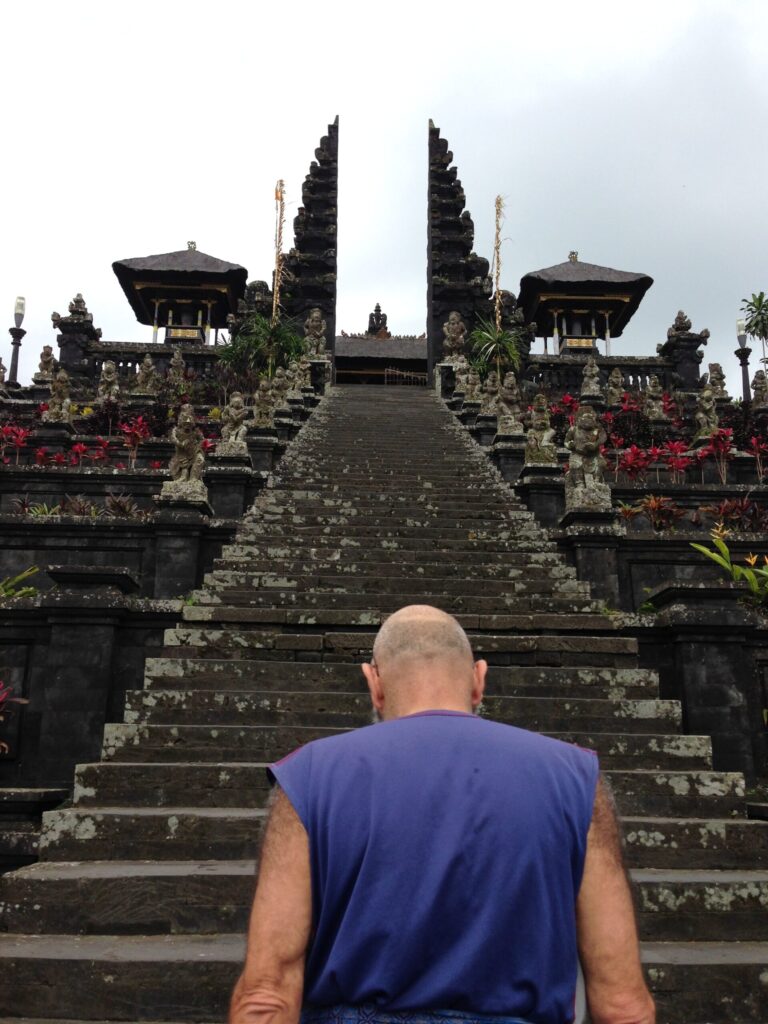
[481,371,500,414]
[168,348,186,390]
[707,362,728,399]
[304,308,327,358]
[134,354,158,394]
[219,392,249,454]
[564,405,610,510]
[497,371,523,433]
[525,394,557,465]
[271,367,290,412]
[42,369,73,424]
[605,367,624,406]
[34,345,57,383]
[580,356,602,398]
[453,354,469,394]
[751,370,768,408]
[252,378,276,428]
[286,360,303,401]
[161,404,208,503]
[97,360,120,404]
[644,375,667,419]
[442,311,467,363]
[464,369,481,403]
[693,385,719,441]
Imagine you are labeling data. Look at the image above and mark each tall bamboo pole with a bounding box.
[271,179,286,328]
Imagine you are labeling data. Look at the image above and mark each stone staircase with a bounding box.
[1,385,767,1024]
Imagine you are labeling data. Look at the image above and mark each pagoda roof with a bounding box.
[518,258,653,338]
[112,247,248,327]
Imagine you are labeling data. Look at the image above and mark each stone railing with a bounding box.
[521,354,677,395]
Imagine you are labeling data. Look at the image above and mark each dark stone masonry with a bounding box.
[0,117,766,1023]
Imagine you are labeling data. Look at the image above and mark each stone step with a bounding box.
[254,497,519,514]
[72,762,745,818]
[243,512,539,530]
[4,860,767,942]
[186,591,598,615]
[38,806,267,861]
[161,628,638,665]
[202,572,588,597]
[35,803,768,868]
[0,932,243,1022]
[99,723,713,770]
[144,659,659,699]
[207,557,580,579]
[122,689,682,734]
[179,606,612,631]
[222,535,557,553]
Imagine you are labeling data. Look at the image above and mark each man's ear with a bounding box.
[471,659,487,709]
[362,662,384,713]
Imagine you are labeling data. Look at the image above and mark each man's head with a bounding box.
[362,605,487,721]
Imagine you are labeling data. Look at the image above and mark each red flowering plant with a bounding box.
[0,425,31,466]
[662,441,692,484]
[602,432,626,481]
[747,435,768,483]
[149,460,164,470]
[647,444,665,484]
[617,444,651,483]
[118,416,151,469]
[0,679,29,755]
[35,402,49,419]
[201,438,217,455]
[708,428,735,485]
[52,452,67,466]
[620,392,640,413]
[69,442,89,467]
[34,447,49,467]
[89,437,110,463]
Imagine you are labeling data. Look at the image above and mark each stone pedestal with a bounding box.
[515,463,565,526]
[32,423,75,456]
[435,362,454,398]
[459,400,481,427]
[650,582,764,780]
[302,386,320,408]
[310,359,331,394]
[206,453,255,518]
[579,394,605,414]
[472,414,498,447]
[156,479,211,513]
[448,389,465,413]
[558,508,625,608]
[246,428,281,471]
[490,438,526,483]
[152,502,209,599]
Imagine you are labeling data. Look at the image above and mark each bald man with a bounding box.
[230,605,655,1024]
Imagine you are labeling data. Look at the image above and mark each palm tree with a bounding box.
[741,292,768,365]
[468,317,521,382]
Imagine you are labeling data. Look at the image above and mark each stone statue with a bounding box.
[34,345,57,382]
[751,370,768,408]
[304,308,327,358]
[497,371,523,433]
[442,311,467,363]
[580,356,602,398]
[564,405,610,510]
[97,360,120,404]
[480,371,500,415]
[668,310,692,337]
[51,293,102,341]
[252,378,276,428]
[525,393,557,465]
[271,367,290,411]
[605,367,624,406]
[220,392,249,445]
[298,353,313,390]
[134,353,158,394]
[464,369,481,403]
[707,362,728,399]
[644,375,666,419]
[168,348,186,389]
[693,385,719,441]
[0,356,6,384]
[453,354,469,394]
[42,369,73,424]
[161,404,207,503]
[286,360,303,401]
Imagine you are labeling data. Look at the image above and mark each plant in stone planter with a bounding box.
[0,567,38,600]
[634,494,687,532]
[62,494,104,518]
[119,415,152,468]
[747,435,768,482]
[691,533,768,606]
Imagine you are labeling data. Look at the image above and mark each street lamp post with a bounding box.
[735,317,751,404]
[8,296,26,386]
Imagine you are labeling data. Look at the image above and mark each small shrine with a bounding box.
[366,303,391,339]
[517,252,653,355]
[112,241,247,345]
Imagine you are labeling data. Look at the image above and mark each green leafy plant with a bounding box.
[468,317,521,382]
[219,312,305,381]
[742,291,768,360]
[0,566,39,601]
[28,502,62,517]
[691,533,768,605]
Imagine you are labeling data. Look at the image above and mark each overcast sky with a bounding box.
[2,0,767,389]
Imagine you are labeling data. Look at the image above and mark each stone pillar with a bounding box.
[558,508,626,608]
[205,454,254,518]
[651,582,764,781]
[735,345,752,405]
[515,464,565,525]
[246,428,282,472]
[35,567,139,786]
[152,502,210,599]
[8,326,25,385]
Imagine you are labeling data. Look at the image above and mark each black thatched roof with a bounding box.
[335,337,427,361]
[112,247,248,327]
[518,259,653,338]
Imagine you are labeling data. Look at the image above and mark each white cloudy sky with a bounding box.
[1,0,767,388]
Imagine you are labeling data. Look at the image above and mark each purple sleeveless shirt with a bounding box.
[270,711,598,1024]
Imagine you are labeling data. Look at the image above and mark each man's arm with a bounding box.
[576,776,656,1024]
[229,787,312,1024]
